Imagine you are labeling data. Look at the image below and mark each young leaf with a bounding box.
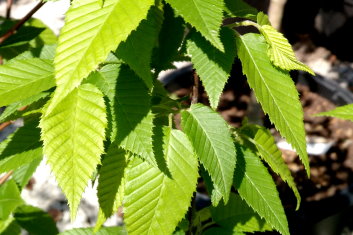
[234,145,289,235]
[165,0,224,51]
[256,12,271,26]
[48,0,154,114]
[40,83,107,220]
[59,226,127,235]
[0,59,54,107]
[316,103,353,121]
[0,121,42,174]
[236,33,309,175]
[95,146,127,231]
[0,180,24,220]
[14,205,59,235]
[211,193,272,233]
[181,103,236,205]
[12,157,42,190]
[187,28,236,109]
[260,25,314,75]
[111,65,155,166]
[124,128,198,235]
[116,6,164,88]
[152,3,185,72]
[240,125,301,210]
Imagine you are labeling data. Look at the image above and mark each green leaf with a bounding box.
[187,28,236,109]
[0,27,44,49]
[0,92,50,123]
[236,33,309,175]
[165,0,224,51]
[211,193,272,233]
[27,18,57,45]
[0,180,24,220]
[0,120,42,174]
[111,65,155,166]
[260,25,314,75]
[48,0,154,114]
[240,125,301,210]
[124,128,198,235]
[234,145,289,235]
[12,157,42,190]
[256,12,271,26]
[316,103,353,121]
[224,0,257,19]
[95,146,127,231]
[14,205,59,235]
[0,59,54,107]
[152,3,185,72]
[40,83,107,220]
[0,216,13,233]
[59,226,127,235]
[181,103,236,205]
[203,227,234,235]
[116,6,164,88]
[0,219,21,235]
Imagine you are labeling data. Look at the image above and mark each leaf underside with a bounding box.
[234,145,289,235]
[124,128,198,235]
[181,103,236,205]
[48,0,154,114]
[165,0,224,51]
[187,27,236,109]
[261,25,314,75]
[236,33,309,175]
[0,59,54,107]
[40,83,107,220]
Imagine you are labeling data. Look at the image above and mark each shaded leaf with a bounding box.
[40,83,107,219]
[181,103,236,205]
[0,59,54,107]
[187,28,236,108]
[224,0,257,19]
[14,205,58,235]
[48,0,154,114]
[12,157,42,190]
[165,0,224,51]
[211,193,272,232]
[236,33,309,175]
[0,180,24,219]
[124,128,198,235]
[116,6,163,88]
[234,145,289,235]
[0,120,42,174]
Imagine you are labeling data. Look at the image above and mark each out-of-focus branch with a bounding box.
[268,0,287,30]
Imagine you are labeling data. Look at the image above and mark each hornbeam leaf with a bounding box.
[112,65,155,166]
[47,0,154,114]
[0,59,54,107]
[187,28,236,109]
[124,128,198,235]
[95,146,127,231]
[224,0,258,19]
[0,180,24,220]
[40,83,107,220]
[165,0,224,51]
[59,226,127,235]
[181,103,236,205]
[234,145,289,235]
[116,6,164,88]
[0,120,42,174]
[316,104,353,121]
[12,157,42,190]
[211,193,272,233]
[260,25,314,75]
[240,125,301,210]
[236,33,309,175]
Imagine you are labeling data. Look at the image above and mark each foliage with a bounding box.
[0,0,315,234]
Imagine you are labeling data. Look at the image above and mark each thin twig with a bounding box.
[0,1,46,45]
[6,0,13,19]
[0,121,12,131]
[0,171,13,185]
[191,70,199,104]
